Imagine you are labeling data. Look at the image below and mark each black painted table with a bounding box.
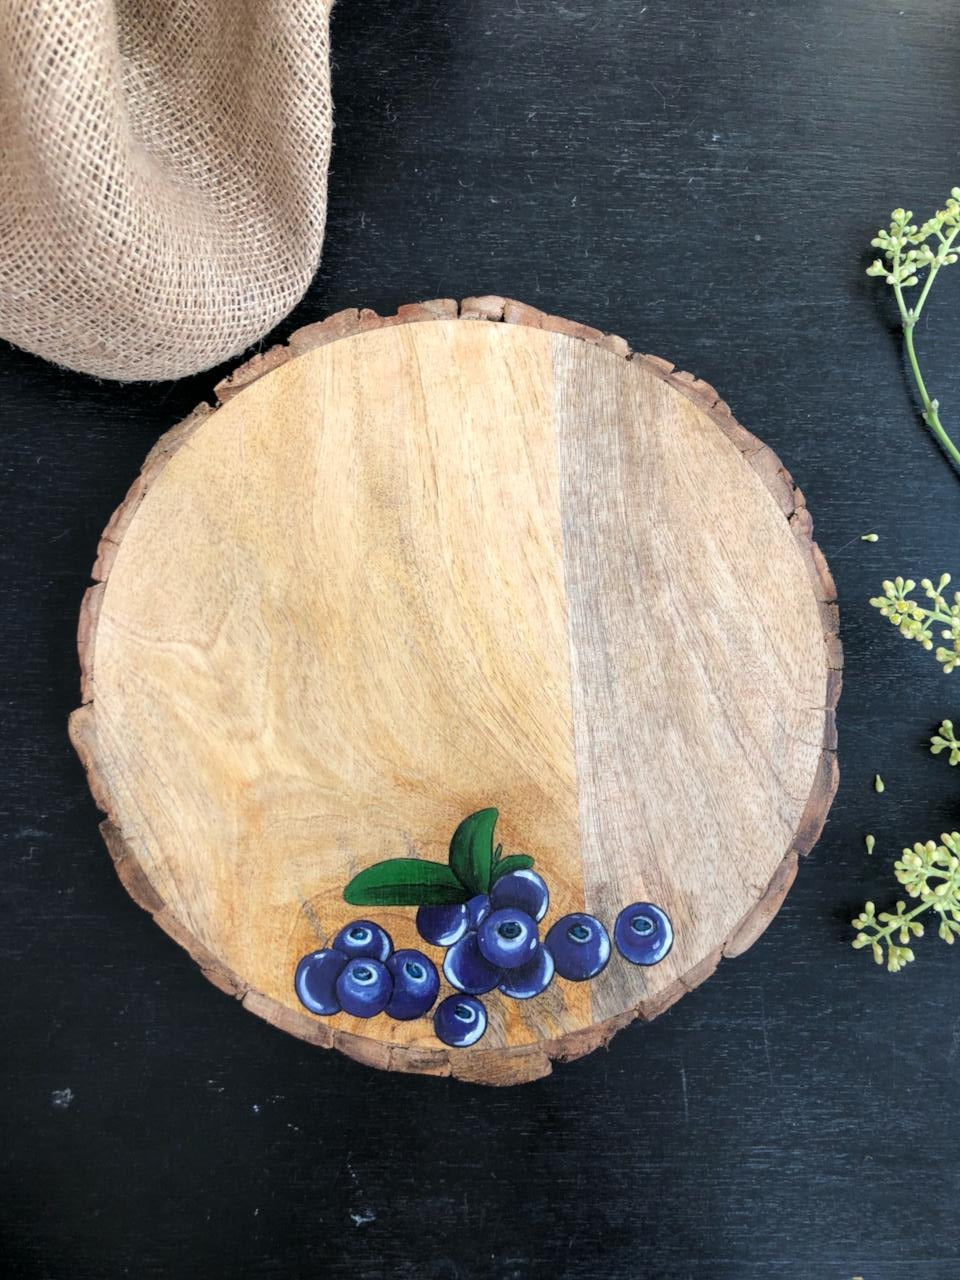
[2,3,959,1276]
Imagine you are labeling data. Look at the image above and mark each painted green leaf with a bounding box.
[343,859,469,906]
[491,853,535,881]
[448,808,499,895]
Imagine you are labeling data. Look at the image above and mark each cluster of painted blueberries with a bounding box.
[295,867,673,1049]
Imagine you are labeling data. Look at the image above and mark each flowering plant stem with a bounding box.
[867,193,960,472]
[898,272,960,471]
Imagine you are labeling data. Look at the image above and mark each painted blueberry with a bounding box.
[386,949,440,1020]
[498,944,555,1000]
[294,948,346,1016]
[614,902,674,965]
[433,995,488,1048]
[332,920,393,963]
[466,893,491,929]
[545,912,611,981]
[443,931,501,994]
[335,957,393,1017]
[490,868,549,922]
[477,907,539,970]
[416,902,469,947]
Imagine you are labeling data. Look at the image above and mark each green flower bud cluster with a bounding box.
[930,719,960,766]
[852,832,960,971]
[869,574,960,673]
[866,193,960,287]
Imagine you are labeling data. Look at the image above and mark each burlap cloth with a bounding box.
[0,1,334,382]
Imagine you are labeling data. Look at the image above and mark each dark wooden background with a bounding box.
[3,2,959,1276]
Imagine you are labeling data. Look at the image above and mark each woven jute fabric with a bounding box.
[0,0,334,382]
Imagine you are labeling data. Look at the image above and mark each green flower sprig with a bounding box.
[869,574,960,673]
[866,191,960,472]
[930,718,960,765]
[852,833,960,972]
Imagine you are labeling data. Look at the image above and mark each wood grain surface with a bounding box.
[69,299,839,1084]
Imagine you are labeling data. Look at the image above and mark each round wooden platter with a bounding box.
[69,297,840,1086]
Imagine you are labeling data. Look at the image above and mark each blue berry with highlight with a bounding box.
[477,907,539,970]
[416,902,469,947]
[434,995,487,1047]
[466,893,491,929]
[335,957,393,1017]
[443,931,501,994]
[332,920,393,962]
[386,949,440,1020]
[614,902,674,965]
[490,868,549,922]
[294,948,346,1016]
[498,944,554,1000]
[545,912,611,981]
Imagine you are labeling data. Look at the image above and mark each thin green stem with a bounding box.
[891,242,911,325]
[924,605,956,626]
[912,263,941,321]
[903,323,960,472]
[886,218,960,472]
[859,897,927,953]
[886,899,929,928]
[914,224,960,321]
[868,890,944,942]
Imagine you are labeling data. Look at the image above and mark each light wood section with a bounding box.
[552,337,827,1022]
[70,299,840,1085]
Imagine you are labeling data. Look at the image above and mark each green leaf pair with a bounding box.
[343,808,534,907]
